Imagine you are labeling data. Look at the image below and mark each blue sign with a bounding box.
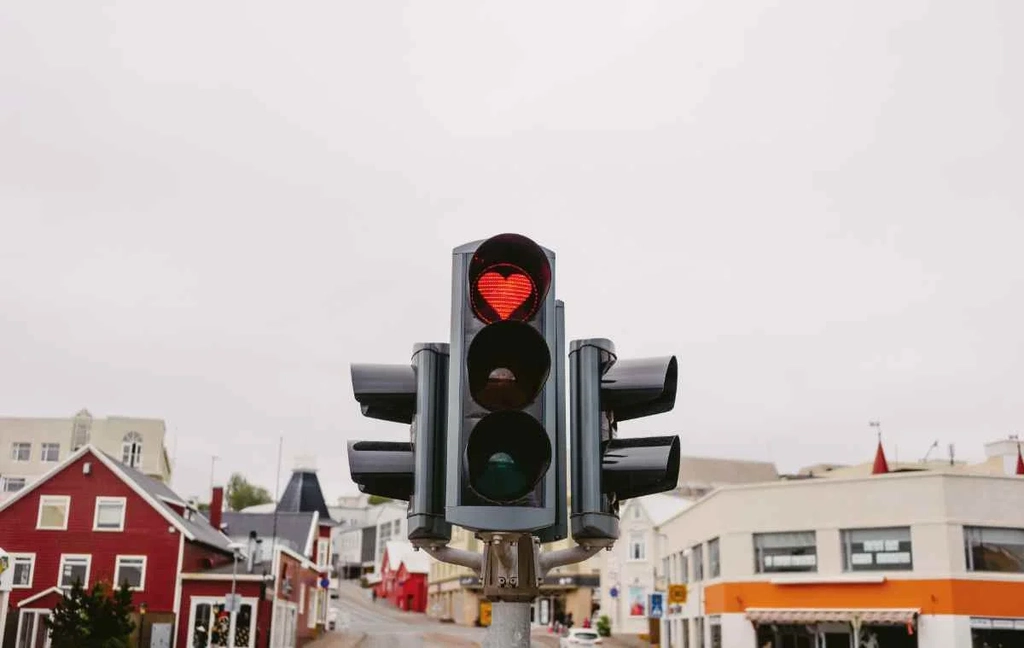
[648,592,664,619]
[609,586,619,599]
[320,577,330,588]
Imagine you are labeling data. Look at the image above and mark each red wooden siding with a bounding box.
[0,452,182,612]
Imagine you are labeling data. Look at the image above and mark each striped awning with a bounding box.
[745,608,919,626]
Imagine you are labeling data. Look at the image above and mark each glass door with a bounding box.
[16,611,51,648]
[188,598,257,648]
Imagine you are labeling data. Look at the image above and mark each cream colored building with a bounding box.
[654,439,1024,648]
[0,409,171,500]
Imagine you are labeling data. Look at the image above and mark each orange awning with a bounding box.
[745,608,918,626]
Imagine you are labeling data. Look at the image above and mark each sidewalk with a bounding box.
[303,631,366,648]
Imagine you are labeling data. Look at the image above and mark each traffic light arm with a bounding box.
[537,542,603,575]
[420,544,483,573]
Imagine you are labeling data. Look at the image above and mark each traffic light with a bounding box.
[445,233,566,538]
[569,338,680,545]
[348,343,451,544]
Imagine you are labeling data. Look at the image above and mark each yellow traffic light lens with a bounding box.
[467,321,550,411]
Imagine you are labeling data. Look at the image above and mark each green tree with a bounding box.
[367,495,392,505]
[226,472,274,511]
[45,579,135,648]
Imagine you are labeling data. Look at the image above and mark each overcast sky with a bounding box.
[2,1,1021,503]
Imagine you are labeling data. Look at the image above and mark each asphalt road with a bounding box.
[326,582,560,648]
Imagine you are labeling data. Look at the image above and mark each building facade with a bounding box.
[656,468,1024,648]
[0,410,171,501]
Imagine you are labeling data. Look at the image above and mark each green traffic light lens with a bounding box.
[466,411,552,504]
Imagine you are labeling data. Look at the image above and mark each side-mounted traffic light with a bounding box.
[569,338,680,545]
[348,343,451,544]
[446,233,566,538]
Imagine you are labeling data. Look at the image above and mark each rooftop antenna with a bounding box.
[921,440,939,463]
[270,436,283,568]
[948,443,955,466]
[869,421,882,444]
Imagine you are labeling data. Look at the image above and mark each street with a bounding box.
[319,582,562,648]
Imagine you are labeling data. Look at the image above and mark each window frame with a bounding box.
[40,442,60,462]
[36,495,71,530]
[692,543,704,581]
[628,531,647,562]
[841,526,913,572]
[57,554,92,590]
[93,496,127,532]
[114,555,147,591]
[1,476,27,493]
[10,442,31,462]
[753,531,818,574]
[121,431,143,469]
[708,537,721,578]
[964,525,1024,573]
[10,553,35,589]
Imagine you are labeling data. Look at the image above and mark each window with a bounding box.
[94,497,127,531]
[121,432,143,468]
[708,537,721,578]
[680,551,690,583]
[41,442,60,462]
[114,556,146,590]
[10,554,35,588]
[37,495,71,530]
[842,527,912,571]
[709,617,722,648]
[1,476,26,493]
[965,526,1024,573]
[58,554,91,589]
[632,505,642,520]
[317,540,329,568]
[629,532,646,561]
[754,531,817,573]
[694,617,705,648]
[10,442,30,461]
[692,544,704,581]
[682,618,690,648]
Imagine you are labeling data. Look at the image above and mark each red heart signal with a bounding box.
[476,271,534,320]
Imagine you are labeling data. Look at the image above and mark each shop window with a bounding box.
[709,616,722,648]
[965,526,1024,572]
[754,531,817,573]
[842,527,912,571]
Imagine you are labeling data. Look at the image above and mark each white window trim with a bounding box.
[93,496,127,532]
[11,442,31,462]
[58,554,92,590]
[186,596,258,648]
[628,532,647,562]
[1,475,27,493]
[114,555,147,591]
[10,553,36,589]
[40,442,60,462]
[36,495,71,530]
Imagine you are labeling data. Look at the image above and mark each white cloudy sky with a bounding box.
[1,1,1021,502]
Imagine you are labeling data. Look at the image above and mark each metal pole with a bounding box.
[0,591,9,648]
[482,601,532,648]
[231,548,238,637]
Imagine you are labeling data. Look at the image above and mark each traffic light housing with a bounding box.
[569,338,680,545]
[446,233,566,537]
[348,343,451,544]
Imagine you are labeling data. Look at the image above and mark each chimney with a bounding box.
[210,486,224,530]
[247,530,258,573]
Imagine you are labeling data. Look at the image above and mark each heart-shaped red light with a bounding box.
[476,271,534,320]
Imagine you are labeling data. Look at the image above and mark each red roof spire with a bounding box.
[1015,443,1024,476]
[872,440,890,475]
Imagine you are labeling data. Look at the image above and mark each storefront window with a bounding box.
[842,527,912,571]
[709,617,722,648]
[692,544,703,581]
[754,531,817,573]
[965,526,1024,572]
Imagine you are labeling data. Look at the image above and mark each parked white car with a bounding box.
[559,629,602,648]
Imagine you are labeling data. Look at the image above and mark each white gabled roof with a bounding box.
[402,550,432,575]
[640,493,695,526]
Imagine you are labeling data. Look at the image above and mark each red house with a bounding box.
[0,445,323,648]
[376,541,429,613]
